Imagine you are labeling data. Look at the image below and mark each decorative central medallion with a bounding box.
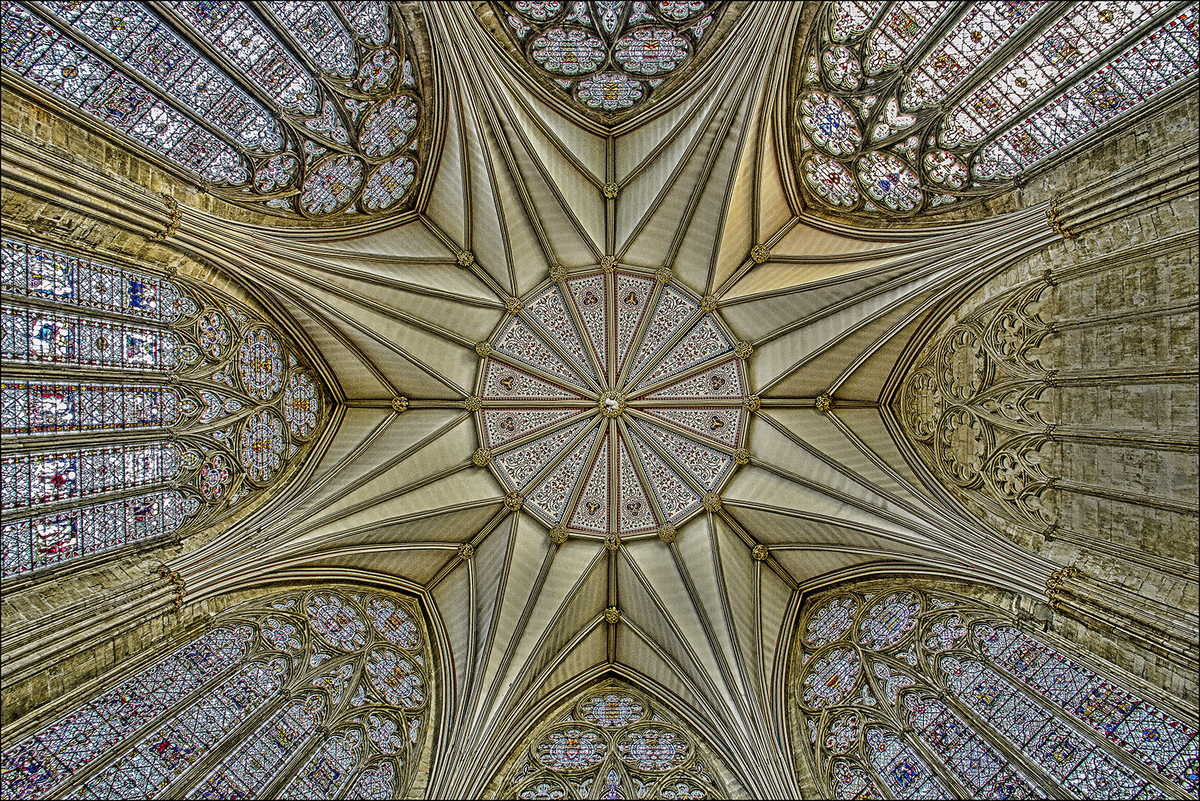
[473,266,751,539]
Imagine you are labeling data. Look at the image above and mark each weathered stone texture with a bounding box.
[893,89,1199,709]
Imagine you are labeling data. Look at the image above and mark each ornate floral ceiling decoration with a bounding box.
[484,1,728,117]
[792,1,1199,219]
[1,0,430,221]
[473,266,749,539]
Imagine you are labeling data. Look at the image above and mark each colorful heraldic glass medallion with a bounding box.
[793,1,1200,217]
[792,582,1200,799]
[0,587,433,801]
[474,266,750,537]
[501,681,730,800]
[0,237,328,578]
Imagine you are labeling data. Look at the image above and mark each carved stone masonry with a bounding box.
[899,281,1057,528]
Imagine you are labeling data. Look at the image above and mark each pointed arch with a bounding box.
[487,675,745,798]
[0,236,332,578]
[0,584,437,800]
[787,578,1198,798]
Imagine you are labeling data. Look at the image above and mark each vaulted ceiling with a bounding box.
[108,2,1113,794]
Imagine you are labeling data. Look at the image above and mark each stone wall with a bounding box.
[890,90,1199,709]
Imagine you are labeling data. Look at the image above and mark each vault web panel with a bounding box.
[477,267,749,536]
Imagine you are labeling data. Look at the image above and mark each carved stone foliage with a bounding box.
[899,280,1056,527]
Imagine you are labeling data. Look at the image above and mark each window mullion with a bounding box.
[894,1,974,80]
[895,719,975,799]
[857,1,896,47]
[973,0,1194,159]
[20,1,250,159]
[156,676,291,799]
[148,3,291,123]
[930,678,1077,799]
[936,1,1073,115]
[244,1,342,106]
[35,627,254,799]
[972,629,1193,801]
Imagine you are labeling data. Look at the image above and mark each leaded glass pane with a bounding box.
[263,1,356,78]
[0,490,199,576]
[492,1,724,112]
[1,3,247,183]
[0,626,253,801]
[794,584,1197,798]
[67,658,289,800]
[944,2,1169,146]
[2,1,425,219]
[186,694,325,798]
[2,305,178,371]
[1,443,182,510]
[498,681,733,799]
[35,0,282,150]
[168,0,318,116]
[978,5,1200,177]
[1,381,181,436]
[0,239,194,322]
[795,1,1200,217]
[0,589,433,800]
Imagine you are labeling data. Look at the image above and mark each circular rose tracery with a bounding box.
[474,266,750,538]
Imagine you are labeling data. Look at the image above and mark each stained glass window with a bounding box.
[792,582,1198,798]
[498,680,733,799]
[0,587,433,800]
[796,1,1200,217]
[1,0,426,219]
[491,1,725,112]
[0,237,326,577]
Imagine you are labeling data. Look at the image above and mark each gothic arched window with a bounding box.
[793,1,1199,217]
[0,586,432,800]
[488,1,726,113]
[791,582,1199,799]
[0,237,328,578]
[1,1,425,219]
[496,679,735,799]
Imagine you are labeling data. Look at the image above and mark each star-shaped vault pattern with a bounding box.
[475,266,749,538]
[169,4,1065,796]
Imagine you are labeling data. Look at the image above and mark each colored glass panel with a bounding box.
[0,239,194,322]
[1,490,198,576]
[168,0,318,116]
[1,3,246,184]
[2,305,178,371]
[67,658,288,799]
[36,0,282,150]
[1,381,180,436]
[0,626,252,800]
[185,694,325,799]
[1,443,181,510]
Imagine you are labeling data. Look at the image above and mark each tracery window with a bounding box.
[791,582,1199,799]
[794,1,1199,217]
[0,586,432,800]
[1,1,425,219]
[497,679,732,799]
[0,237,327,577]
[490,1,725,112]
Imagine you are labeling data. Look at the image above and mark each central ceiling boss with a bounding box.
[469,262,755,542]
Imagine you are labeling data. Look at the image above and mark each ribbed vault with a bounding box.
[142,3,1097,796]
